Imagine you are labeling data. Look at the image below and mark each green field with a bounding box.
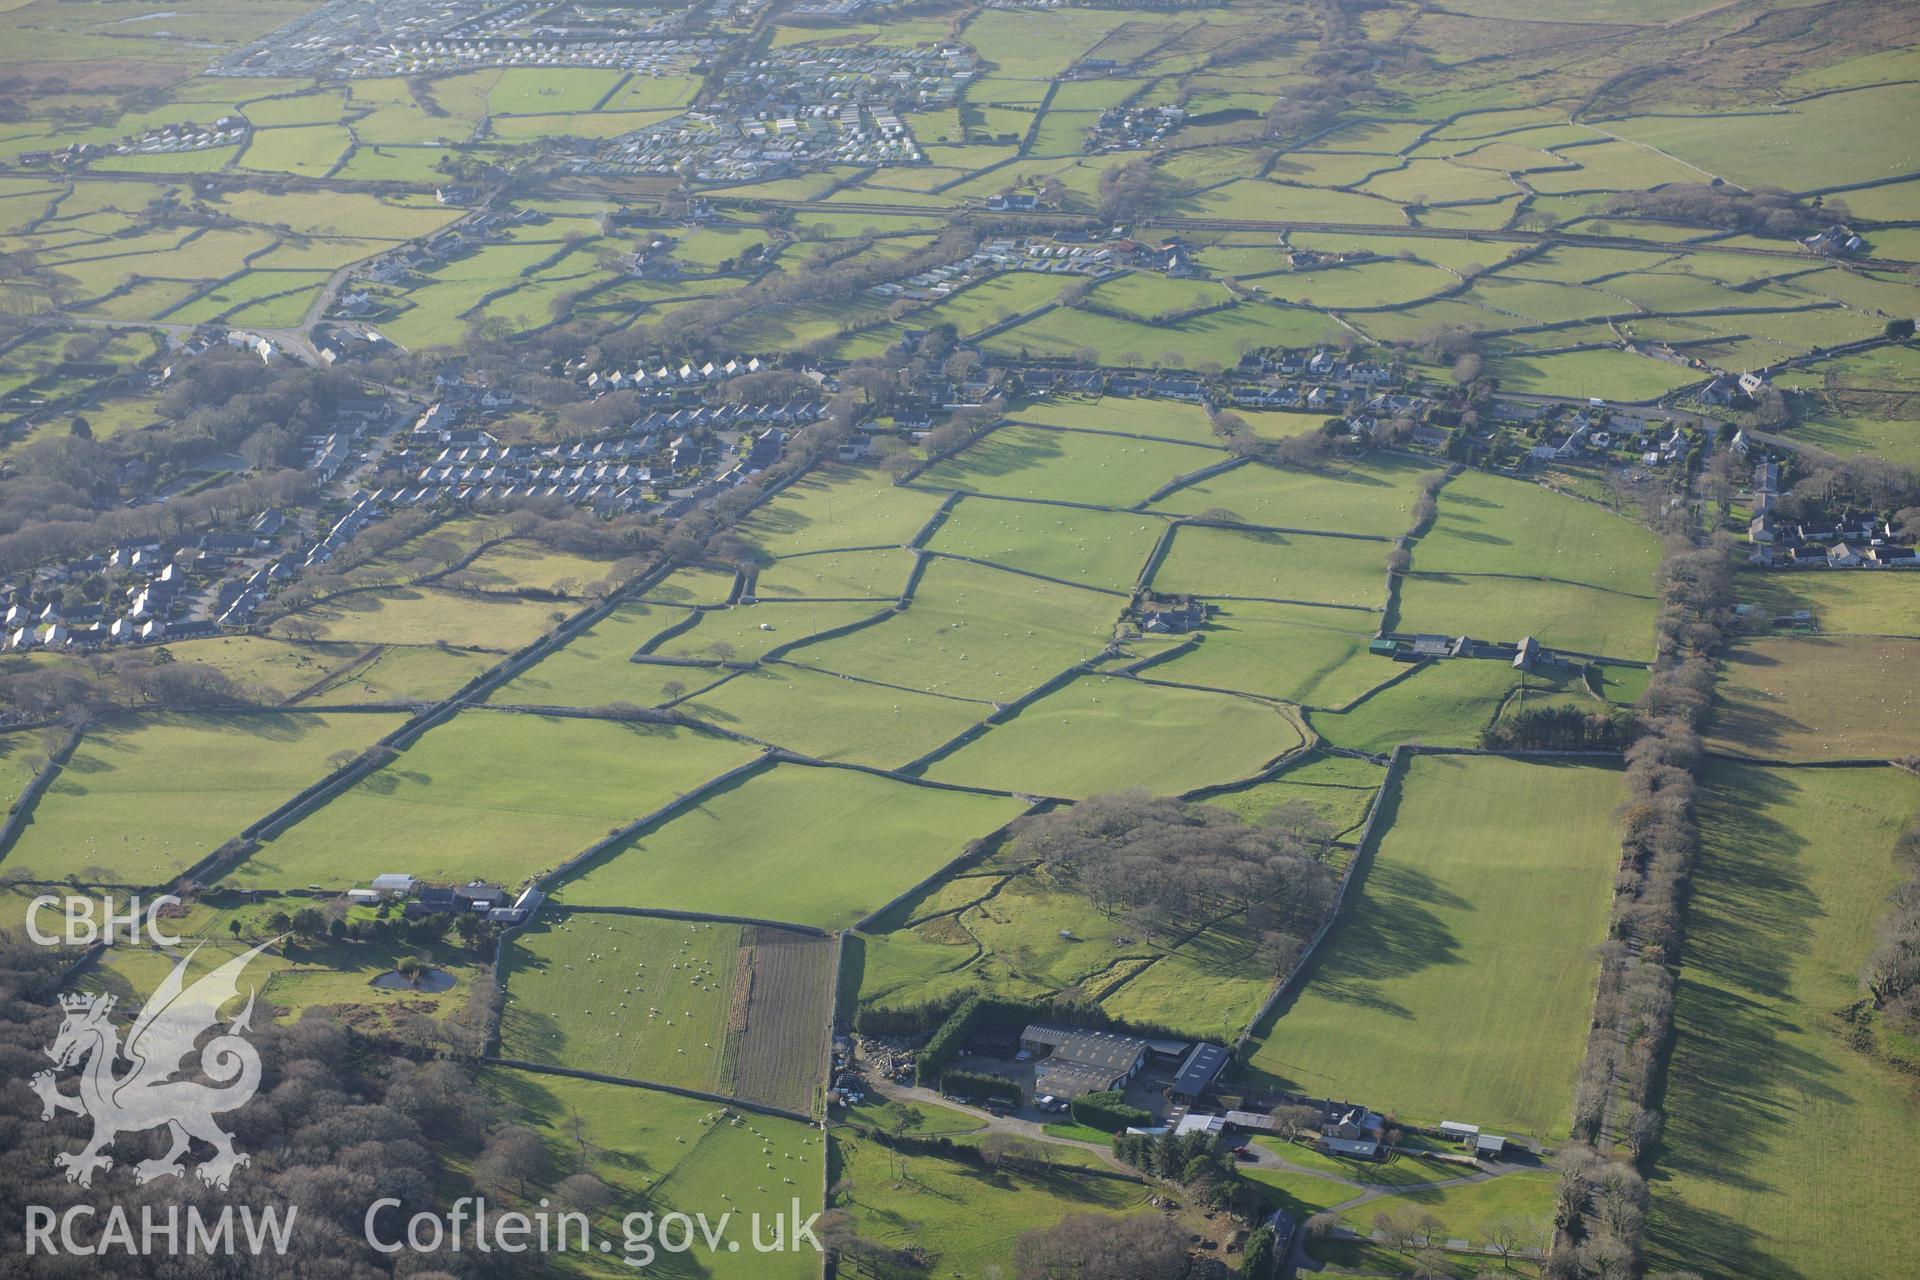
[1142,600,1396,709]
[786,557,1121,702]
[1248,755,1622,1139]
[1010,396,1223,445]
[299,642,497,704]
[278,586,563,650]
[1413,470,1662,595]
[489,600,701,707]
[2,712,404,884]
[1151,457,1440,537]
[232,713,760,888]
[555,763,1030,928]
[1707,635,1920,761]
[1648,763,1920,1280]
[1731,569,1920,638]
[475,1068,818,1279]
[984,298,1342,367]
[918,423,1222,508]
[830,1129,1150,1276]
[750,548,914,599]
[1207,754,1385,838]
[501,911,742,1093]
[650,601,890,666]
[1394,571,1658,660]
[1307,659,1520,753]
[919,674,1303,798]
[739,463,948,555]
[685,664,989,768]
[1153,525,1387,609]
[925,497,1166,591]
[1323,1167,1557,1253]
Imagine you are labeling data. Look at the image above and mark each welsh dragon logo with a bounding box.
[31,940,273,1190]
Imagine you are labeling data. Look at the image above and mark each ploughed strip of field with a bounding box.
[721,926,834,1115]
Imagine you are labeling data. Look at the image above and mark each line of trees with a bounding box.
[1556,534,1735,1279]
[1483,703,1635,752]
[1863,804,1920,1046]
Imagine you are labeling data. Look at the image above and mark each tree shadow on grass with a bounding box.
[924,427,1067,486]
[1646,1184,1810,1280]
[1644,765,1859,1243]
[1688,766,1816,1001]
[1252,771,1466,1027]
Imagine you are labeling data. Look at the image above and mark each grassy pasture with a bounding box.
[1143,600,1395,709]
[1086,272,1228,319]
[1706,635,1920,761]
[1256,260,1459,310]
[489,600,695,707]
[555,763,1029,929]
[983,299,1342,368]
[787,557,1120,703]
[836,272,1072,356]
[1098,910,1296,1037]
[1152,525,1387,609]
[152,635,365,703]
[300,643,495,704]
[1648,763,1920,1280]
[277,586,562,650]
[1150,456,1440,536]
[650,601,887,667]
[924,497,1165,591]
[234,713,759,889]
[641,565,740,607]
[1415,470,1662,594]
[1732,568,1920,637]
[1248,756,1622,1139]
[1184,179,1407,226]
[1206,758,1384,838]
[473,1068,818,1279]
[2,712,404,885]
[830,1129,1148,1276]
[238,124,352,176]
[917,423,1223,508]
[500,911,741,1093]
[737,463,945,556]
[962,8,1142,79]
[1308,659,1519,754]
[1359,157,1517,204]
[1396,573,1656,660]
[750,548,914,600]
[456,540,629,596]
[685,664,988,768]
[1325,1170,1557,1256]
[487,69,624,115]
[1484,348,1703,402]
[1009,396,1222,445]
[919,674,1303,798]
[1783,407,1920,468]
[1608,86,1920,191]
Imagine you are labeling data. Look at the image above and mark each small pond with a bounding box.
[370,967,455,993]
